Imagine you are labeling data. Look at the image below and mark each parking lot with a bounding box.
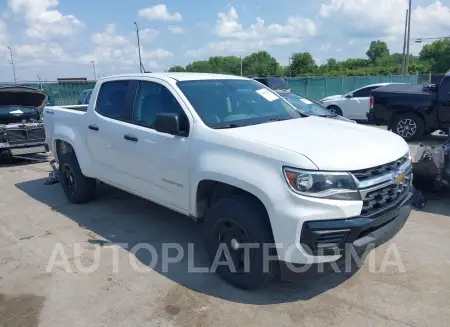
[1,132,450,327]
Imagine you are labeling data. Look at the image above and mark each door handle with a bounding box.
[88,125,99,131]
[124,134,138,142]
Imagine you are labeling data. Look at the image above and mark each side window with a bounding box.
[255,78,268,86]
[353,86,377,98]
[132,81,189,132]
[96,81,129,119]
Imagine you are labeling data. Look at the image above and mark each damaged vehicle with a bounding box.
[0,86,48,159]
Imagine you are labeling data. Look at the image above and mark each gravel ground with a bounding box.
[1,131,450,327]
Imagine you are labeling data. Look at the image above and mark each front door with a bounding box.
[119,79,191,212]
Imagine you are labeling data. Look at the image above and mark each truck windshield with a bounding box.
[177,79,301,129]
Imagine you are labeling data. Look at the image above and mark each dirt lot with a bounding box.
[1,137,450,326]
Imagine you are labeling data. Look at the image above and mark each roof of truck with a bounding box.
[101,73,248,82]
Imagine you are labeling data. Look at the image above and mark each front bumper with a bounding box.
[0,143,48,156]
[278,191,412,281]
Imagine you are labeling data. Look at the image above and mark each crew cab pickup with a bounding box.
[369,72,450,140]
[0,87,48,159]
[44,73,413,289]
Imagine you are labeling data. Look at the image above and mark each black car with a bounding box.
[369,72,450,140]
[250,76,290,92]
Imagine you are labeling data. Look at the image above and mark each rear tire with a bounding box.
[59,151,96,204]
[327,105,343,116]
[391,113,425,141]
[203,194,277,289]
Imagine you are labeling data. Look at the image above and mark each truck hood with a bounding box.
[220,117,409,171]
[0,87,48,110]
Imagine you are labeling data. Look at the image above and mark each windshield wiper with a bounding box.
[214,123,240,129]
[317,113,337,117]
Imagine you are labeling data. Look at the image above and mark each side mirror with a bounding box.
[155,113,180,135]
[345,93,353,98]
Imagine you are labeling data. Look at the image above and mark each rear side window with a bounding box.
[353,86,379,97]
[267,77,289,90]
[96,81,129,119]
[254,78,268,86]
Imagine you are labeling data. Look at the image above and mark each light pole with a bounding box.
[134,22,144,73]
[405,0,412,74]
[7,46,17,84]
[90,60,97,80]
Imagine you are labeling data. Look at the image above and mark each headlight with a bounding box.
[283,167,361,201]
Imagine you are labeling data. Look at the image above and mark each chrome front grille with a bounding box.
[360,171,411,216]
[352,154,409,181]
[351,153,412,217]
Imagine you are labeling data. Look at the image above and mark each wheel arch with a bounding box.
[194,177,272,221]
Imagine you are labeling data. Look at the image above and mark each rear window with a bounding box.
[96,81,129,119]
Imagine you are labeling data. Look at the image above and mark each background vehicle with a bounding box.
[278,91,356,123]
[250,76,290,92]
[77,89,93,105]
[369,74,450,141]
[44,73,412,289]
[0,87,48,158]
[319,83,393,120]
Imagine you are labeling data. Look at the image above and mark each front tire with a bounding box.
[391,113,425,141]
[327,105,343,116]
[203,194,277,289]
[59,151,96,204]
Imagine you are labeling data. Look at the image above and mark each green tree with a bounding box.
[366,41,390,63]
[168,65,186,72]
[242,51,280,76]
[289,52,317,76]
[419,39,450,73]
[185,60,213,73]
[208,56,241,75]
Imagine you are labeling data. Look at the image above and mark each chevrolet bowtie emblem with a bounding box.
[394,171,405,184]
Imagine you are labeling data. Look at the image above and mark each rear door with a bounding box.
[437,77,450,123]
[85,79,138,187]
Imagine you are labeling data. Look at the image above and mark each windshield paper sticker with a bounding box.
[256,88,278,102]
[300,98,313,105]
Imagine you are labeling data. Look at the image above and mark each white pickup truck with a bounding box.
[44,73,413,289]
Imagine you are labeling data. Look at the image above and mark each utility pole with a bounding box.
[405,0,412,74]
[7,46,17,84]
[90,60,97,80]
[134,22,144,73]
[240,57,243,76]
[401,9,408,75]
[288,55,292,77]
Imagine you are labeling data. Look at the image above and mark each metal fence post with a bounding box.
[341,76,343,94]
[429,71,432,84]
[325,76,328,97]
[306,76,309,98]
[390,75,392,82]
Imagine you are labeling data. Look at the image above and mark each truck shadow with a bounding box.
[15,178,362,305]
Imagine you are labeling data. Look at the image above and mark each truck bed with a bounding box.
[372,83,435,96]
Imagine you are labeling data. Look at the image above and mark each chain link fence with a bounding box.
[286,74,430,100]
[0,74,432,104]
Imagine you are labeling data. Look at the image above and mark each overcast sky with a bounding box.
[1,0,450,81]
